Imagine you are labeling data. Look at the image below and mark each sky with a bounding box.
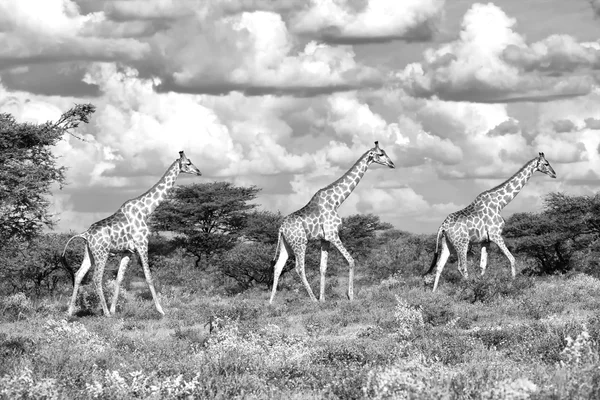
[1,0,599,234]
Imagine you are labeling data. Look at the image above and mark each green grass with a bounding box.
[2,270,600,399]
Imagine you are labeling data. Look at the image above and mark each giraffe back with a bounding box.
[86,210,139,253]
[442,201,505,244]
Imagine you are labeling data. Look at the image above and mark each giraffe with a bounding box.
[423,152,556,291]
[61,151,202,316]
[269,141,395,303]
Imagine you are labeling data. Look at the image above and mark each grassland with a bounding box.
[2,266,600,399]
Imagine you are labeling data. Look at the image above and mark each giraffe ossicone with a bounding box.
[62,151,202,317]
[269,141,396,304]
[423,152,557,291]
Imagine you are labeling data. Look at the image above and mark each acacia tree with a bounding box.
[0,104,95,247]
[242,210,283,244]
[338,213,393,260]
[504,192,600,275]
[0,233,79,295]
[151,182,260,267]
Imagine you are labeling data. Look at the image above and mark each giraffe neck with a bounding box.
[132,160,181,218]
[322,152,371,209]
[484,158,538,210]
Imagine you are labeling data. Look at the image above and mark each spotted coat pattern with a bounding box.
[426,153,556,291]
[64,151,201,316]
[269,142,395,303]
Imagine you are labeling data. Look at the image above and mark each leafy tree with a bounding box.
[151,182,260,267]
[338,213,393,260]
[504,212,571,274]
[369,229,436,279]
[504,192,600,275]
[0,233,79,295]
[0,104,95,247]
[242,210,283,244]
[217,242,276,290]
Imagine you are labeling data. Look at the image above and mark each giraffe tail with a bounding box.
[60,233,88,273]
[423,225,444,276]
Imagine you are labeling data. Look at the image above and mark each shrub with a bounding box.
[85,368,209,400]
[44,319,107,354]
[0,292,33,321]
[316,338,401,367]
[201,320,312,375]
[74,280,126,315]
[0,367,60,400]
[393,295,424,339]
[481,378,538,400]
[362,355,450,400]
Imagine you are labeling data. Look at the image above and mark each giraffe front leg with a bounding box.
[92,253,110,317]
[68,246,92,316]
[110,255,131,314]
[492,236,516,278]
[136,246,165,316]
[329,236,355,301]
[269,239,290,304]
[480,245,488,276]
[319,240,330,302]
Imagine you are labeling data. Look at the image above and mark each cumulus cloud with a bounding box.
[487,119,521,137]
[533,90,600,183]
[398,3,597,103]
[553,119,578,133]
[590,0,600,17]
[0,0,392,97]
[289,0,444,44]
[585,117,600,129]
[0,0,150,69]
[152,11,382,96]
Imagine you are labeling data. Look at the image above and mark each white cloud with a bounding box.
[398,3,598,103]
[289,0,444,43]
[153,10,382,95]
[0,0,150,68]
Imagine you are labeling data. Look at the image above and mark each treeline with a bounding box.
[2,104,600,297]
[4,181,600,297]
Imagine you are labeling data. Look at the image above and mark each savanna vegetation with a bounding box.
[3,106,600,399]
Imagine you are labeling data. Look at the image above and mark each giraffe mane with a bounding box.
[318,150,370,192]
[477,157,537,197]
[122,159,179,206]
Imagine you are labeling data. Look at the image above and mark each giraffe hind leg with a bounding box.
[68,245,92,316]
[91,252,111,317]
[269,237,290,304]
[433,237,451,292]
[294,244,317,302]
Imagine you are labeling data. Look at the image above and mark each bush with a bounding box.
[0,292,33,321]
[393,295,424,339]
[215,242,279,291]
[0,367,61,400]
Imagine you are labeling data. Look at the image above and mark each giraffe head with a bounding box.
[535,152,556,178]
[178,151,202,176]
[367,141,395,168]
